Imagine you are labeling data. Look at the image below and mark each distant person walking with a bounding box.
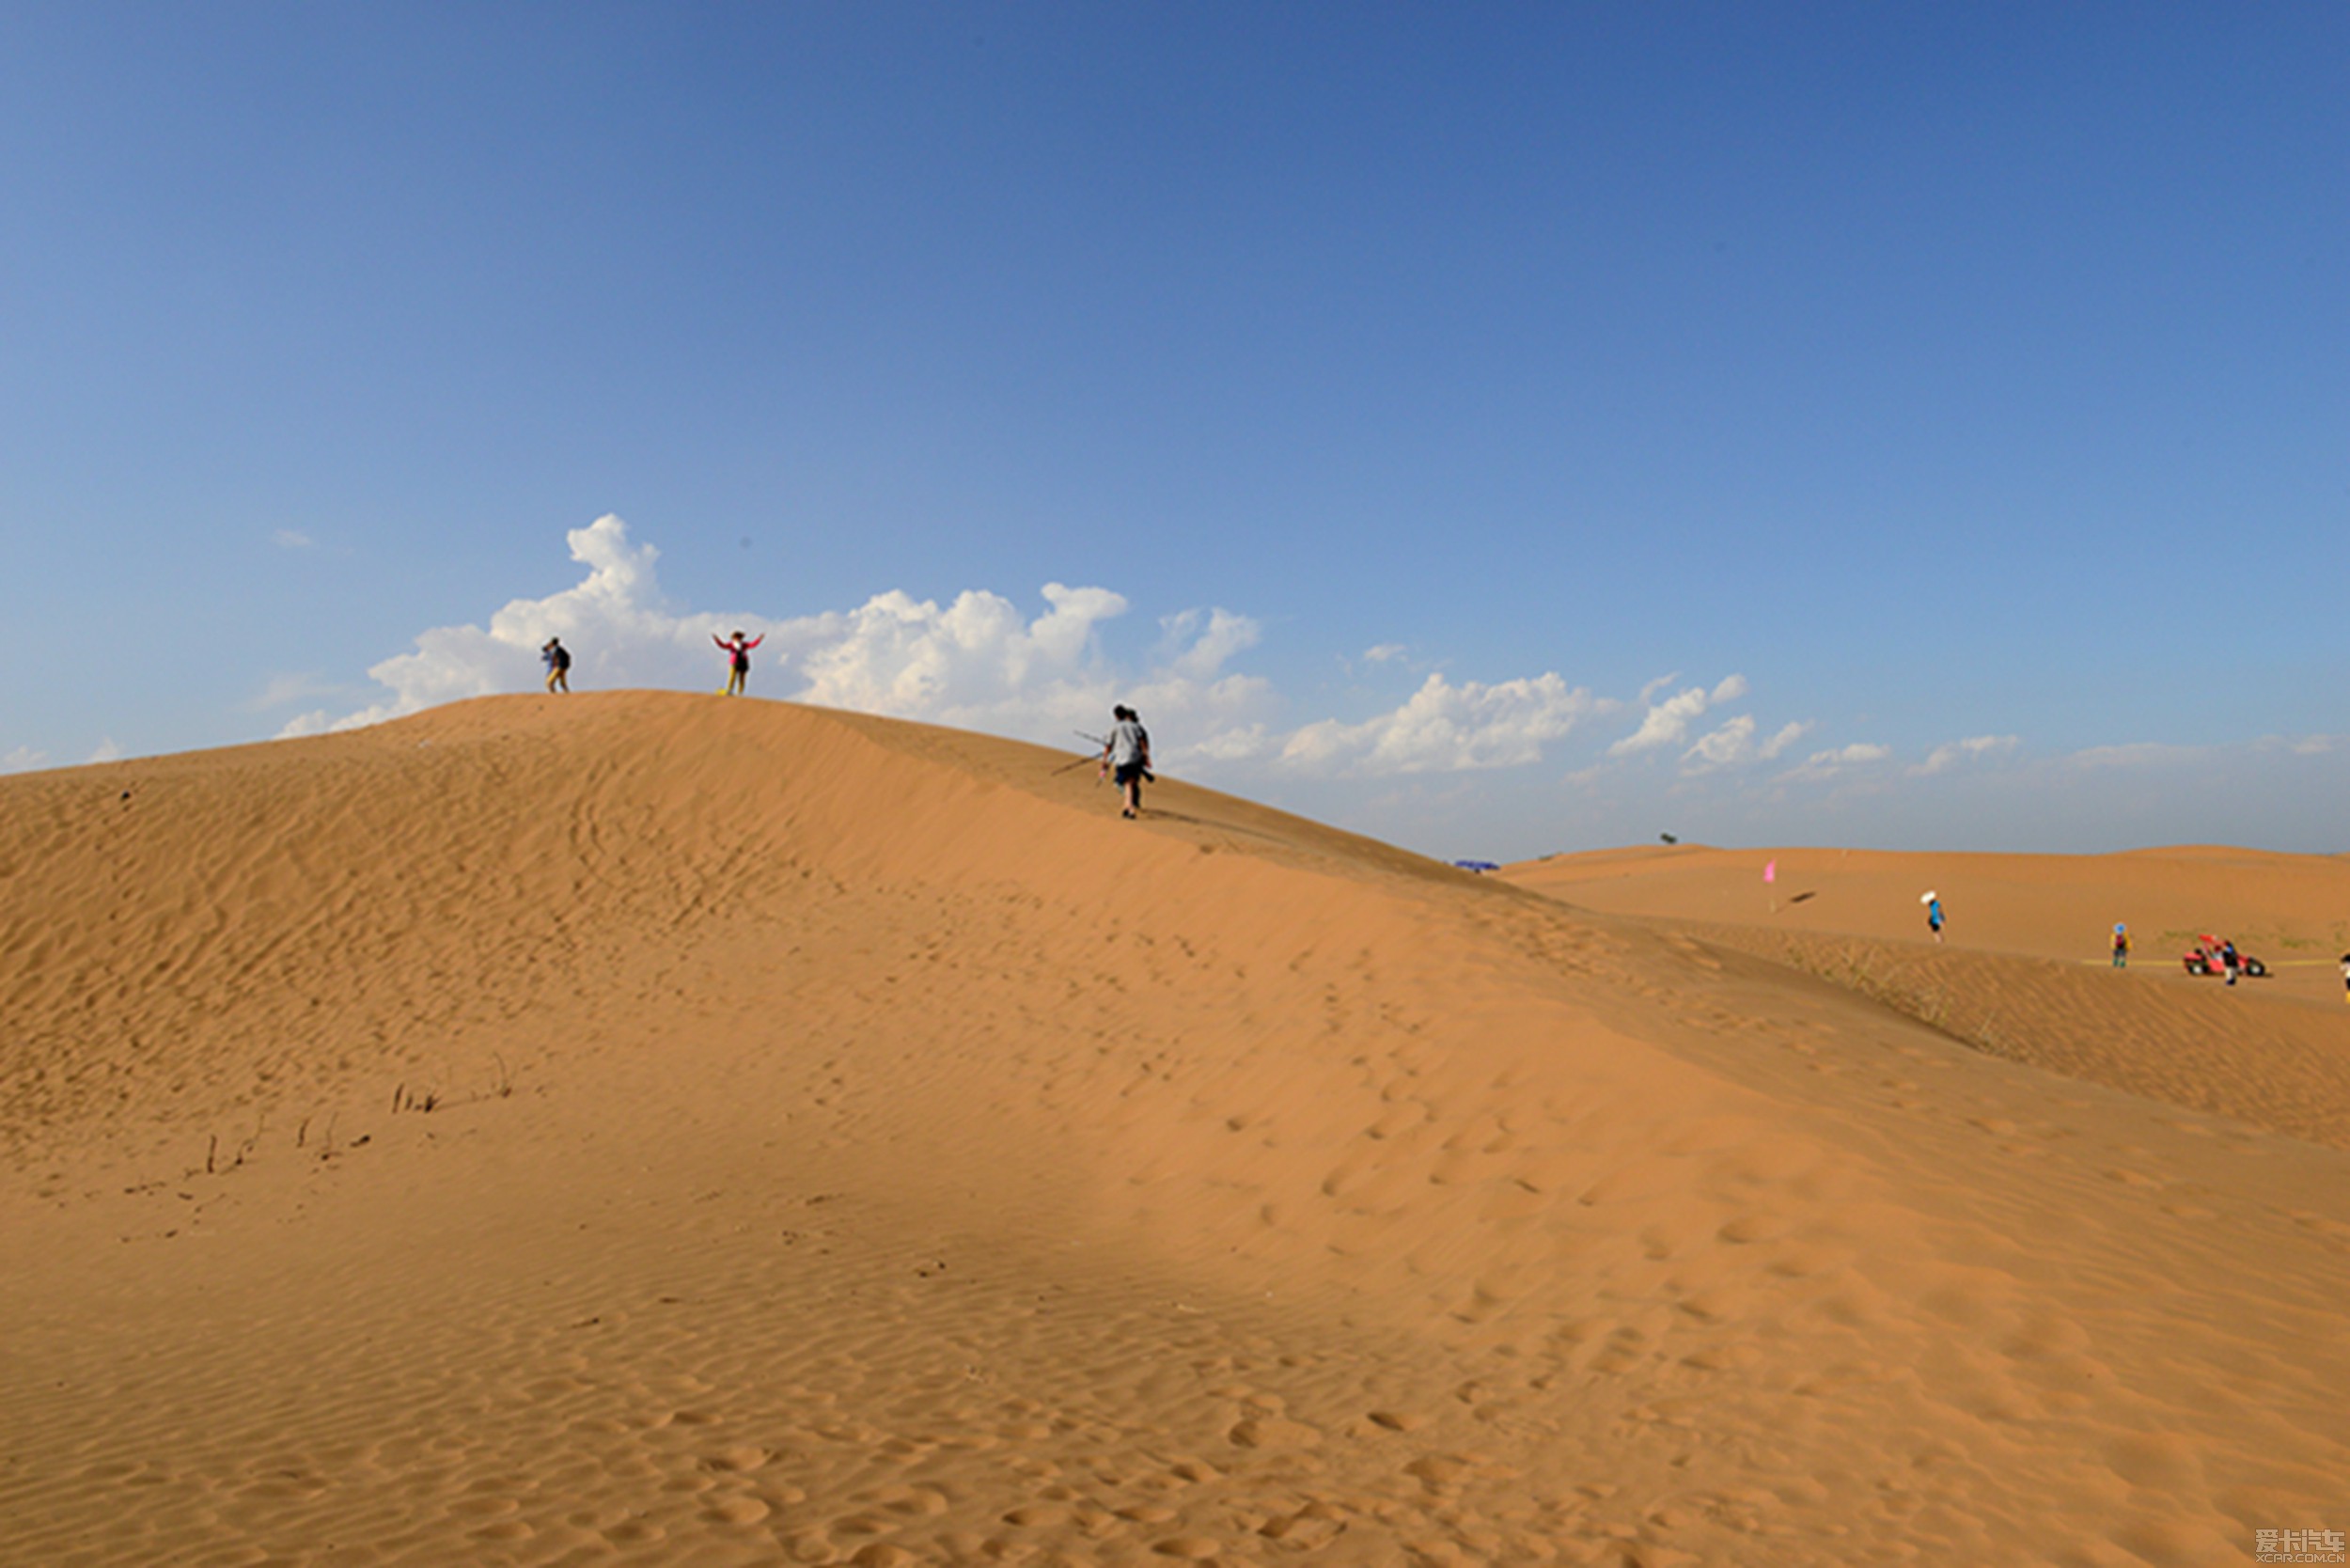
[541,637,572,694]
[2341,951,2349,1005]
[2111,923,2129,968]
[1099,704,1152,820]
[714,630,763,697]
[1924,892,1945,945]
[2221,938,2241,987]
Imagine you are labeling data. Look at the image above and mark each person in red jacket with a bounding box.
[714,630,763,697]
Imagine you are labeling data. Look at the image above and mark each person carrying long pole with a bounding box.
[1098,705,1152,820]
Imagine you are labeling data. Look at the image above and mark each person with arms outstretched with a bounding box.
[714,630,763,697]
[1099,704,1152,819]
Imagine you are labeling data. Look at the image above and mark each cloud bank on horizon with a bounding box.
[271,516,2015,794]
[16,513,2342,855]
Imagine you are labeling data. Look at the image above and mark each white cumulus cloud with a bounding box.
[1911,734,2021,776]
[279,519,1853,802]
[1158,607,1262,682]
[1776,742,1893,783]
[1611,673,1748,757]
[1277,671,1598,776]
[282,515,705,734]
[791,583,1123,716]
[1682,716,1809,774]
[280,515,1276,763]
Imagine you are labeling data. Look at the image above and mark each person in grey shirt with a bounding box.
[1099,705,1152,819]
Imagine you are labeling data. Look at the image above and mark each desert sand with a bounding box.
[2,693,2344,1567]
[1507,845,2350,1154]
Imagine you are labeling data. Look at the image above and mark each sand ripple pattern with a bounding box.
[2,695,2345,1566]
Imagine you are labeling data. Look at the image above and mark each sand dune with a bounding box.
[1507,845,2350,1151]
[4,694,2345,1566]
[1509,841,2350,983]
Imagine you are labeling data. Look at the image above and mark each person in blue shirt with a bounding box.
[1926,894,1945,945]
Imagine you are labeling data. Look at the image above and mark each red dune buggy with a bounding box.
[2182,936,2267,979]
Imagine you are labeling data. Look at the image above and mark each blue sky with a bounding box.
[4,4,2344,857]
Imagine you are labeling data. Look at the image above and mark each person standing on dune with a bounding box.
[1925,892,1945,945]
[2111,923,2129,968]
[541,637,571,693]
[714,630,763,697]
[1099,704,1152,820]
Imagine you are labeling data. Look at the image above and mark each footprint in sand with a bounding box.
[1716,1213,1788,1245]
[643,1407,721,1431]
[705,1444,771,1472]
[1259,1503,1349,1549]
[705,1495,771,1525]
[1681,1341,1763,1372]
[1229,1416,1322,1449]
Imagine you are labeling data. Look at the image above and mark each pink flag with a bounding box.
[1763,859,1777,884]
